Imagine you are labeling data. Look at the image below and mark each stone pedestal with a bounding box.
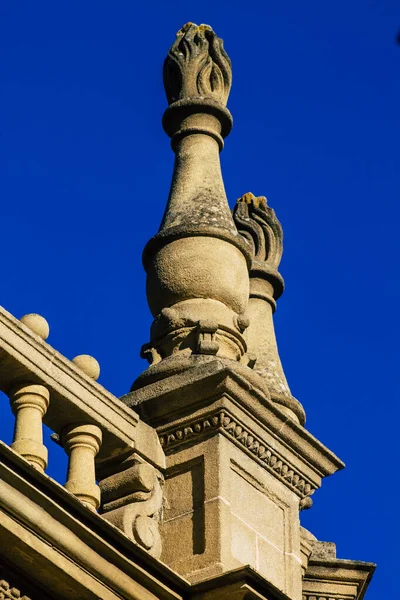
[125,358,343,600]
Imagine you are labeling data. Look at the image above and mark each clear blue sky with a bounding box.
[1,2,399,597]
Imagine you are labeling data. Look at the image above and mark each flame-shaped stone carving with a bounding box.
[163,22,232,106]
[233,192,283,272]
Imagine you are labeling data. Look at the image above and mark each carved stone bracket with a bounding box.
[99,457,163,558]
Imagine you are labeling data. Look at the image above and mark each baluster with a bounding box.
[8,313,51,472]
[62,423,102,511]
[62,353,102,511]
[10,383,50,472]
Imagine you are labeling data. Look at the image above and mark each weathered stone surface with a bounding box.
[0,438,301,600]
[0,19,375,600]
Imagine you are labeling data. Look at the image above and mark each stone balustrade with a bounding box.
[0,306,165,556]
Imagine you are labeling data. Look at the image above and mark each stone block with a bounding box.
[257,536,285,591]
[230,515,257,567]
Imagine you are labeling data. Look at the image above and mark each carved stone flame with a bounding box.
[233,192,283,269]
[163,22,232,106]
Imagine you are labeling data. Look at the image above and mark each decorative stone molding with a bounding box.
[140,315,248,367]
[302,596,347,600]
[0,443,176,600]
[163,22,232,106]
[0,579,31,600]
[159,410,316,503]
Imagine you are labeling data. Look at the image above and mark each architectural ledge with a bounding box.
[304,557,376,600]
[0,305,163,468]
[190,566,293,600]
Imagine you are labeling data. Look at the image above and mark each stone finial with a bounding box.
[134,23,257,379]
[163,22,232,106]
[20,313,50,341]
[233,192,305,425]
[72,355,100,381]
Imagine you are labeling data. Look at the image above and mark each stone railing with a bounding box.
[0,306,164,558]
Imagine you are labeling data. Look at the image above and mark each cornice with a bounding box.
[159,409,316,503]
[129,358,344,481]
[190,565,292,600]
[304,559,376,600]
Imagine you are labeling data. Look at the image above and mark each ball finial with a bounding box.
[72,354,100,381]
[20,313,50,340]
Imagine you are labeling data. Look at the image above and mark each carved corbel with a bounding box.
[99,457,163,558]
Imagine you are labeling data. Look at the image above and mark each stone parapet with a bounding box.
[0,306,163,468]
[0,306,164,556]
